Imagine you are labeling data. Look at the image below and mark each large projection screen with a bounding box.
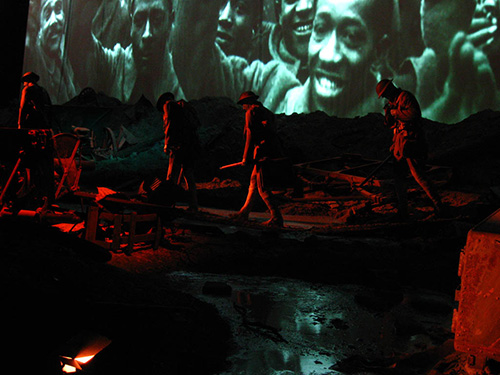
[23,0,500,123]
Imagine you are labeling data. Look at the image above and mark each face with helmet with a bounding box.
[22,73,39,89]
[38,0,65,60]
[130,0,173,75]
[308,0,392,114]
[216,0,262,57]
[276,0,316,62]
[241,102,254,111]
[238,91,259,110]
[376,79,397,100]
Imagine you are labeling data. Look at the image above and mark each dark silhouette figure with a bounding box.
[158,92,201,212]
[376,79,445,219]
[232,91,284,227]
[18,72,52,129]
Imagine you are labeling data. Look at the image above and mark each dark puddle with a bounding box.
[167,272,454,374]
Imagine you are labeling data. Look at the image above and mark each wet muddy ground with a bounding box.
[166,271,455,375]
[101,199,474,374]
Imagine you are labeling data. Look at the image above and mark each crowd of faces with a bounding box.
[24,0,500,123]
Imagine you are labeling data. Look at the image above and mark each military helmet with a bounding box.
[376,79,393,98]
[237,91,259,105]
[21,71,40,83]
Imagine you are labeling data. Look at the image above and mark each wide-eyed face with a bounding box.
[39,0,65,59]
[279,0,315,61]
[216,0,259,57]
[130,0,171,72]
[308,0,376,112]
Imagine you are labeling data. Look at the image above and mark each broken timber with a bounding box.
[294,154,389,203]
[294,154,391,188]
[294,154,452,203]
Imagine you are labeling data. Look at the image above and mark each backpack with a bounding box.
[164,100,201,158]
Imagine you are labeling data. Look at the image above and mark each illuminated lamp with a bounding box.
[58,331,111,373]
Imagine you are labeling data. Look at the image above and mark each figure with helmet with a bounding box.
[232,91,284,227]
[18,71,52,129]
[376,79,446,219]
[157,92,201,212]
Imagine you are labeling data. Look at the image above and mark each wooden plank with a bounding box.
[85,206,99,242]
[126,212,137,255]
[154,215,162,250]
[74,190,179,213]
[297,166,385,187]
[336,161,382,174]
[111,214,123,251]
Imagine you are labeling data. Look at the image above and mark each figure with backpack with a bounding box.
[376,79,446,219]
[231,91,284,228]
[18,72,52,129]
[157,92,201,212]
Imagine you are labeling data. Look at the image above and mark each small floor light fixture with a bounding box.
[59,331,111,373]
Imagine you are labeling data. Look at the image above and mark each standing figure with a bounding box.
[18,72,52,129]
[376,79,445,219]
[159,92,200,212]
[233,91,284,228]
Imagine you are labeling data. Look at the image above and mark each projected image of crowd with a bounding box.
[23,0,500,124]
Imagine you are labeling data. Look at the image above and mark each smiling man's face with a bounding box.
[279,0,315,61]
[39,0,65,59]
[308,0,377,112]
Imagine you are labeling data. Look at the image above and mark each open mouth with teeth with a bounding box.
[314,74,344,98]
[293,21,313,35]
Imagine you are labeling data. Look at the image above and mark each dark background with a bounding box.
[0,0,30,107]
